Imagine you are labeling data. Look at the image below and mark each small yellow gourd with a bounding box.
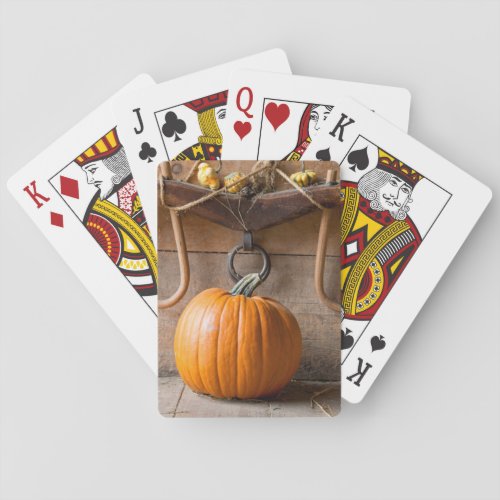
[290,170,318,188]
[197,162,220,190]
[224,172,248,194]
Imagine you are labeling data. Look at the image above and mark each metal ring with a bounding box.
[227,243,271,282]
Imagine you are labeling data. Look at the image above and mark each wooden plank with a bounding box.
[164,160,339,187]
[158,252,340,381]
[157,159,341,256]
[161,180,340,231]
[173,381,271,418]
[158,205,341,256]
[158,376,185,416]
[311,383,341,417]
[158,376,341,418]
[270,381,341,418]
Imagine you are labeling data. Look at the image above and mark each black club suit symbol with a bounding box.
[162,111,186,142]
[138,142,157,163]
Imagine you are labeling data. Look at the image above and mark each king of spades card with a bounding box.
[337,137,453,364]
[341,148,423,323]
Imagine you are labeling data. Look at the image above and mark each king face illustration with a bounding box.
[283,104,333,160]
[75,129,158,298]
[173,91,228,161]
[341,149,423,321]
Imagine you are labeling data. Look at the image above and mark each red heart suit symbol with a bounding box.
[265,102,290,130]
[234,121,251,140]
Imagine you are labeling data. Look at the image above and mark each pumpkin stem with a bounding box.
[230,273,262,297]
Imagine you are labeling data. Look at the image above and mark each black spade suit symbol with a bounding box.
[341,328,354,350]
[162,111,186,142]
[347,146,369,172]
[316,147,331,161]
[370,335,386,352]
[138,142,157,163]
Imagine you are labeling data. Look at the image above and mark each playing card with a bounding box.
[113,49,292,245]
[157,160,342,417]
[7,75,158,373]
[301,97,492,403]
[221,70,411,161]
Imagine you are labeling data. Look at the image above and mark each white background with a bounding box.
[0,1,499,499]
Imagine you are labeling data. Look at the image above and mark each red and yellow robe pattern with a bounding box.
[83,178,158,297]
[174,91,227,161]
[341,181,422,321]
[283,104,313,161]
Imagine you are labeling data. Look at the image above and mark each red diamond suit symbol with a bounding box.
[60,176,80,199]
[50,212,64,227]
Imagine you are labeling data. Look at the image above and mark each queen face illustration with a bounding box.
[308,105,332,138]
[215,106,226,131]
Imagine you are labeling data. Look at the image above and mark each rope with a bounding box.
[274,168,326,211]
[182,159,202,182]
[161,160,329,214]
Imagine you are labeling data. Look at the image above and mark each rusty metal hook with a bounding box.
[314,167,341,312]
[227,231,271,283]
[158,162,190,309]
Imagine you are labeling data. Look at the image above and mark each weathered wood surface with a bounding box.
[161,180,340,231]
[159,376,341,418]
[158,207,341,256]
[158,251,340,380]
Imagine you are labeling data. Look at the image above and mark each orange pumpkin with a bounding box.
[174,273,302,400]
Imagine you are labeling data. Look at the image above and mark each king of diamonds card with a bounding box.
[48,128,157,313]
[8,76,158,372]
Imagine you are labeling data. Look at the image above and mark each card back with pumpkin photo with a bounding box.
[157,160,341,417]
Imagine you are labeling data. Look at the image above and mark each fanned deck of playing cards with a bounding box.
[7,47,492,410]
[7,75,158,372]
